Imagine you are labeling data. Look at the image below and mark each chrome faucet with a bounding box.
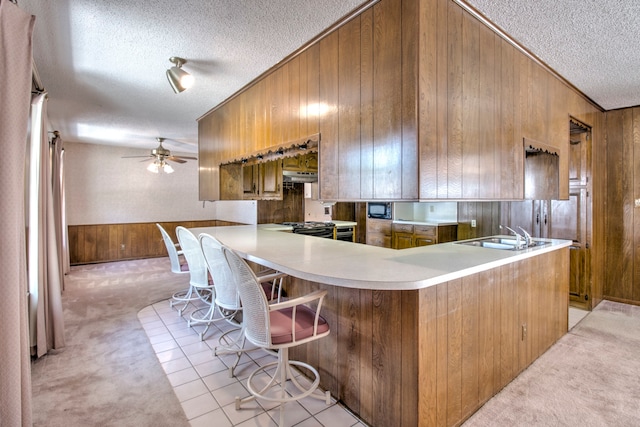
[499,225,524,248]
[517,226,533,247]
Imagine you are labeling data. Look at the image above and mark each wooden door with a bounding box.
[393,233,414,249]
[553,120,591,308]
[550,188,589,307]
[242,164,259,199]
[260,160,283,200]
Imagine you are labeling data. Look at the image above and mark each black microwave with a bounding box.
[367,202,392,219]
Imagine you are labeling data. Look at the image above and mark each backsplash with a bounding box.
[393,202,458,222]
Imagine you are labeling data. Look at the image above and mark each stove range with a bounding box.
[282,221,336,238]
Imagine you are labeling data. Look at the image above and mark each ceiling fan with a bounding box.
[122,137,197,173]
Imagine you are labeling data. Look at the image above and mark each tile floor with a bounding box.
[137,299,366,427]
[138,297,591,427]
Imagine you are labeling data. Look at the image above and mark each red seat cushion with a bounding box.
[269,305,329,345]
[261,281,279,300]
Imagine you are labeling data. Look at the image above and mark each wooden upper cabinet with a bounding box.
[243,164,260,199]
[282,153,318,172]
[319,0,417,201]
[417,0,575,201]
[199,0,576,202]
[260,160,283,200]
[419,2,526,200]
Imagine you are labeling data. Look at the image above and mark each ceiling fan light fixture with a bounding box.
[163,163,174,174]
[147,159,174,174]
[147,161,160,173]
[166,56,194,93]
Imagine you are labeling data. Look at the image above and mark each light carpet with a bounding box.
[31,258,191,427]
[463,300,640,426]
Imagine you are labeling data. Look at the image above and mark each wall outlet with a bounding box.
[471,219,476,228]
[430,205,435,213]
[120,244,125,250]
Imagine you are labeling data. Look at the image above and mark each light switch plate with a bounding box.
[635,199,640,207]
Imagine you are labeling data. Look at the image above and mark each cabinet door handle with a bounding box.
[544,214,547,225]
[536,213,540,224]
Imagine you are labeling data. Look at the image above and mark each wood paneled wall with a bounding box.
[68,220,220,265]
[457,202,501,239]
[604,107,640,304]
[286,248,568,427]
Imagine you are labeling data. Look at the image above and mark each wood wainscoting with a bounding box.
[286,247,569,427]
[67,220,240,265]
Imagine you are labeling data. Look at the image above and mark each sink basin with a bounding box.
[456,236,552,251]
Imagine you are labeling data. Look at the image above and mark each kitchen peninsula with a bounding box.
[191,224,570,427]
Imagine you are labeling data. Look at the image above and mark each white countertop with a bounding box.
[190,225,571,291]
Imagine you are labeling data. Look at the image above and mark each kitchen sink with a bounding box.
[456,236,552,251]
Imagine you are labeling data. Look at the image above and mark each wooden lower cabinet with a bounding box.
[366,218,393,248]
[287,248,569,427]
[392,223,458,249]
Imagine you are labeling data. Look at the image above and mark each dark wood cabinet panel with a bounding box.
[366,218,392,247]
[338,15,362,200]
[391,223,457,249]
[372,0,406,199]
[259,160,283,200]
[219,163,243,200]
[417,1,580,201]
[318,31,339,200]
[242,164,260,199]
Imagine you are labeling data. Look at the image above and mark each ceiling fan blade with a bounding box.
[167,156,187,164]
[121,155,154,159]
[171,155,198,160]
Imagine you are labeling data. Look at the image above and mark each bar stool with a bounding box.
[176,226,214,339]
[157,224,198,318]
[156,223,188,274]
[222,245,331,426]
[199,232,285,375]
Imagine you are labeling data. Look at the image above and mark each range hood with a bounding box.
[283,170,318,183]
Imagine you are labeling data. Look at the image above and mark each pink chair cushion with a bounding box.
[180,263,189,272]
[269,305,329,345]
[261,281,278,300]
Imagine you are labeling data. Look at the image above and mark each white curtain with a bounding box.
[52,132,70,279]
[0,0,35,424]
[28,93,66,358]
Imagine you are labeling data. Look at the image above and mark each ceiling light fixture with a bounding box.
[166,56,194,93]
[147,159,174,174]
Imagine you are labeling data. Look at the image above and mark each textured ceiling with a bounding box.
[18,0,371,153]
[465,0,640,111]
[17,0,640,154]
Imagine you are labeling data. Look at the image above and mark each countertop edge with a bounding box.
[190,225,571,291]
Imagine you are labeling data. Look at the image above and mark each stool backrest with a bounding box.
[156,223,185,274]
[176,226,208,288]
[199,233,240,311]
[222,246,270,347]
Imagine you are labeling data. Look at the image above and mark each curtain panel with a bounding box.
[0,1,35,425]
[28,94,66,358]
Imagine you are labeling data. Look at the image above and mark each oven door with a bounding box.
[292,226,335,239]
